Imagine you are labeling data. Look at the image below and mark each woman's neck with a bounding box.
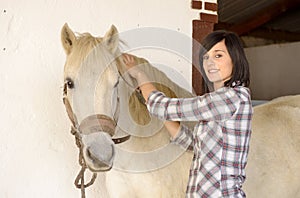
[213,81,224,90]
[213,76,232,90]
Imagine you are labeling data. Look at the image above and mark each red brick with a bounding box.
[200,13,218,23]
[191,1,202,9]
[205,2,218,11]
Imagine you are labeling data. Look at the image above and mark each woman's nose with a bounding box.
[206,57,215,66]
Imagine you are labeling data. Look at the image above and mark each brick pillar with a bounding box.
[191,1,218,95]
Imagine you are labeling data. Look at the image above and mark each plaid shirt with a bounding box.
[147,86,252,198]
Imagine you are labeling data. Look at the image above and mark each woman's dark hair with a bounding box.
[199,30,250,93]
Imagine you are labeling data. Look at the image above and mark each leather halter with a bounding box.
[62,77,130,145]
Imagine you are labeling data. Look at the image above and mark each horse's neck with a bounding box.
[117,127,171,152]
[114,55,194,152]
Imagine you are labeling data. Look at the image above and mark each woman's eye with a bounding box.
[203,55,209,60]
[215,54,222,58]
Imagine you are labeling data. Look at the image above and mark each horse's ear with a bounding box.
[61,23,76,55]
[103,25,119,54]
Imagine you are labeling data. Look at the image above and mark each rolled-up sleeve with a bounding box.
[146,87,240,122]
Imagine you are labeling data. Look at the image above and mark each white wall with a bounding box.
[245,42,300,100]
[0,0,199,197]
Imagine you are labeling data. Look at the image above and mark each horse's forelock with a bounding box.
[71,33,102,62]
[66,33,121,78]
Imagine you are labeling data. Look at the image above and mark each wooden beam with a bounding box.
[215,22,300,42]
[246,28,300,42]
[225,0,300,35]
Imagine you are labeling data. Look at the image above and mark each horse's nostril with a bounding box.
[86,147,94,161]
[87,146,110,163]
[110,144,115,161]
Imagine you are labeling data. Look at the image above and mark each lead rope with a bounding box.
[63,83,97,198]
[71,126,97,198]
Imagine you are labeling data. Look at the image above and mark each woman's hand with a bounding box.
[122,53,156,103]
[123,53,141,79]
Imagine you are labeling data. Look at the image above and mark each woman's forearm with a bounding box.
[164,121,181,139]
[136,73,181,138]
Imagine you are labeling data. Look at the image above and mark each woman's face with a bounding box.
[203,39,233,89]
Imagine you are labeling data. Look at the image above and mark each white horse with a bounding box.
[244,95,300,197]
[61,24,300,197]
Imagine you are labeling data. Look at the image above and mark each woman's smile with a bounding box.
[207,68,220,73]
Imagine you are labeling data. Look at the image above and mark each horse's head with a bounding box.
[61,23,127,171]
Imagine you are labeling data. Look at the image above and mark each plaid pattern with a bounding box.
[147,86,252,197]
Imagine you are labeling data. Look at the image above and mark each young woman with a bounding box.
[123,30,253,198]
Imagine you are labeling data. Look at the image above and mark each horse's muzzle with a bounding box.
[82,132,115,172]
[79,114,117,172]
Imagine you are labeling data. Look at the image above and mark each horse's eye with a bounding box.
[66,78,74,89]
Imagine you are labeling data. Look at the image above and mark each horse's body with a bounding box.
[244,95,300,197]
[61,24,300,197]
